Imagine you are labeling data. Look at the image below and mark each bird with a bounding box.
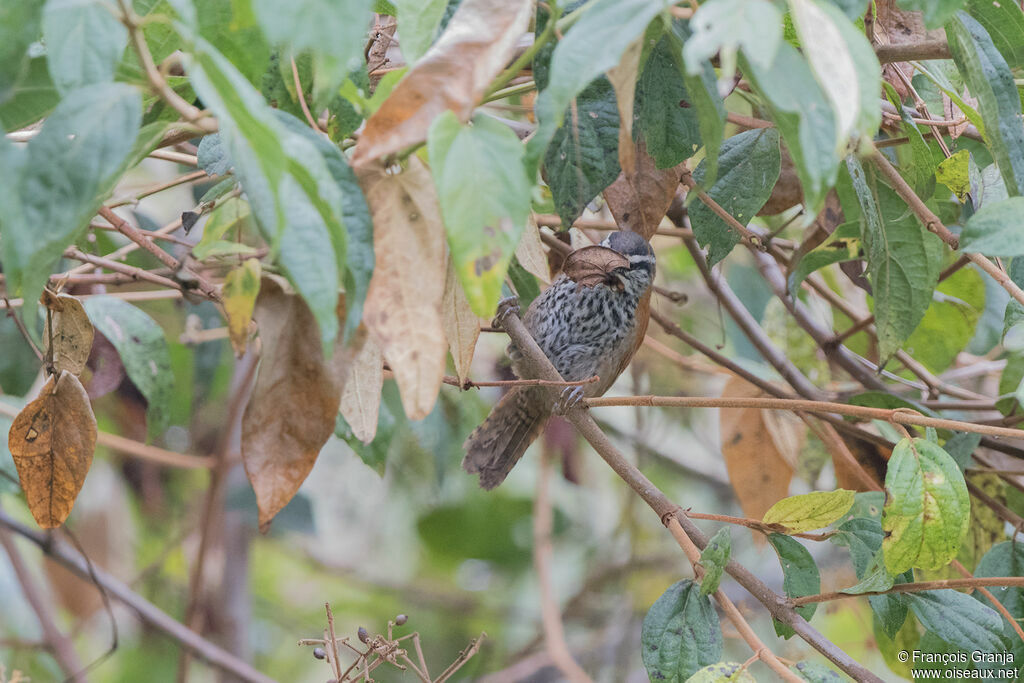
[463,230,656,489]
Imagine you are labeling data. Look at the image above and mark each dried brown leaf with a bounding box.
[608,38,644,175]
[442,257,480,386]
[562,245,630,288]
[241,278,347,532]
[515,216,551,284]
[339,328,384,444]
[351,0,533,167]
[9,371,97,528]
[603,142,683,240]
[944,90,976,140]
[42,292,94,377]
[758,145,803,216]
[719,377,794,533]
[84,331,125,399]
[359,157,447,419]
[868,0,945,98]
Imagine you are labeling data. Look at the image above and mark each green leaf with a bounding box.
[42,0,128,95]
[393,0,447,64]
[948,11,1024,197]
[187,39,349,348]
[882,438,971,574]
[997,353,1024,415]
[0,83,141,332]
[906,590,1006,653]
[768,533,820,637]
[961,197,1024,256]
[197,133,231,176]
[641,579,723,682]
[698,527,731,596]
[792,661,843,682]
[690,128,780,265]
[966,0,1024,69]
[898,0,968,28]
[633,33,702,169]
[875,612,920,678]
[943,431,982,471]
[0,0,42,103]
[903,266,985,374]
[830,517,911,636]
[83,297,173,440]
[843,156,943,363]
[787,0,881,147]
[685,662,756,682]
[543,77,621,226]
[0,316,42,397]
[428,111,530,317]
[741,44,837,213]
[763,489,855,532]
[526,0,671,174]
[787,222,861,297]
[975,541,1024,662]
[0,57,59,131]
[251,0,374,103]
[507,257,541,308]
[683,0,782,86]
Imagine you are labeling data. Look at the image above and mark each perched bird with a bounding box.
[463,230,656,489]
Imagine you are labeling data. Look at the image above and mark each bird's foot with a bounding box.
[493,296,521,329]
[553,385,585,415]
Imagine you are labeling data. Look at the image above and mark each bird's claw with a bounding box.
[553,386,585,415]
[493,296,521,329]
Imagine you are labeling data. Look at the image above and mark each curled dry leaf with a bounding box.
[9,371,97,528]
[562,245,630,288]
[359,157,447,420]
[719,376,794,535]
[339,327,383,444]
[42,291,94,377]
[241,278,347,532]
[603,141,683,240]
[222,258,261,355]
[442,255,481,386]
[515,216,551,283]
[607,37,644,176]
[867,0,945,98]
[351,0,533,167]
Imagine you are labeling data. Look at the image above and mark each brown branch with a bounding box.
[495,308,885,682]
[680,170,765,249]
[584,394,1024,440]
[64,246,184,290]
[0,509,276,683]
[875,40,951,63]
[792,576,1024,606]
[290,57,326,134]
[107,170,210,207]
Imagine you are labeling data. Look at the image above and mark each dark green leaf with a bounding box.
[0,57,59,130]
[882,438,971,574]
[633,34,702,169]
[641,579,723,682]
[975,541,1024,665]
[690,128,780,265]
[831,517,911,636]
[948,12,1024,197]
[768,533,820,637]
[43,0,128,95]
[698,527,731,596]
[906,590,1006,653]
[0,83,141,332]
[843,156,943,363]
[961,197,1024,256]
[967,0,1024,68]
[0,316,42,397]
[507,257,541,308]
[428,111,531,317]
[741,44,838,213]
[83,297,174,440]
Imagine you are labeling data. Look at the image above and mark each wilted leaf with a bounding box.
[222,259,261,355]
[83,297,173,440]
[9,371,97,528]
[936,149,971,202]
[763,490,856,532]
[882,438,971,574]
[352,0,533,166]
[242,278,346,531]
[359,158,447,420]
[604,141,682,240]
[720,377,795,525]
[442,258,480,387]
[562,245,630,288]
[338,329,384,444]
[42,291,94,377]
[641,579,722,681]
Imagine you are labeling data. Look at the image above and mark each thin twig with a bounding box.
[792,576,1024,606]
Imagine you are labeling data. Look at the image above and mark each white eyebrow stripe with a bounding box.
[627,254,655,264]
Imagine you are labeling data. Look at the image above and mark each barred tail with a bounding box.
[462,387,549,489]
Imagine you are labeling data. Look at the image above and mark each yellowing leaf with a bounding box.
[241,278,347,532]
[762,489,856,532]
[351,0,533,167]
[9,371,97,528]
[936,149,971,202]
[442,257,480,386]
[339,329,384,444]
[42,291,94,376]
[359,157,447,419]
[222,259,261,355]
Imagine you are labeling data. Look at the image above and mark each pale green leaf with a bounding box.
[43,0,128,95]
[961,197,1024,257]
[763,489,856,532]
[394,0,447,64]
